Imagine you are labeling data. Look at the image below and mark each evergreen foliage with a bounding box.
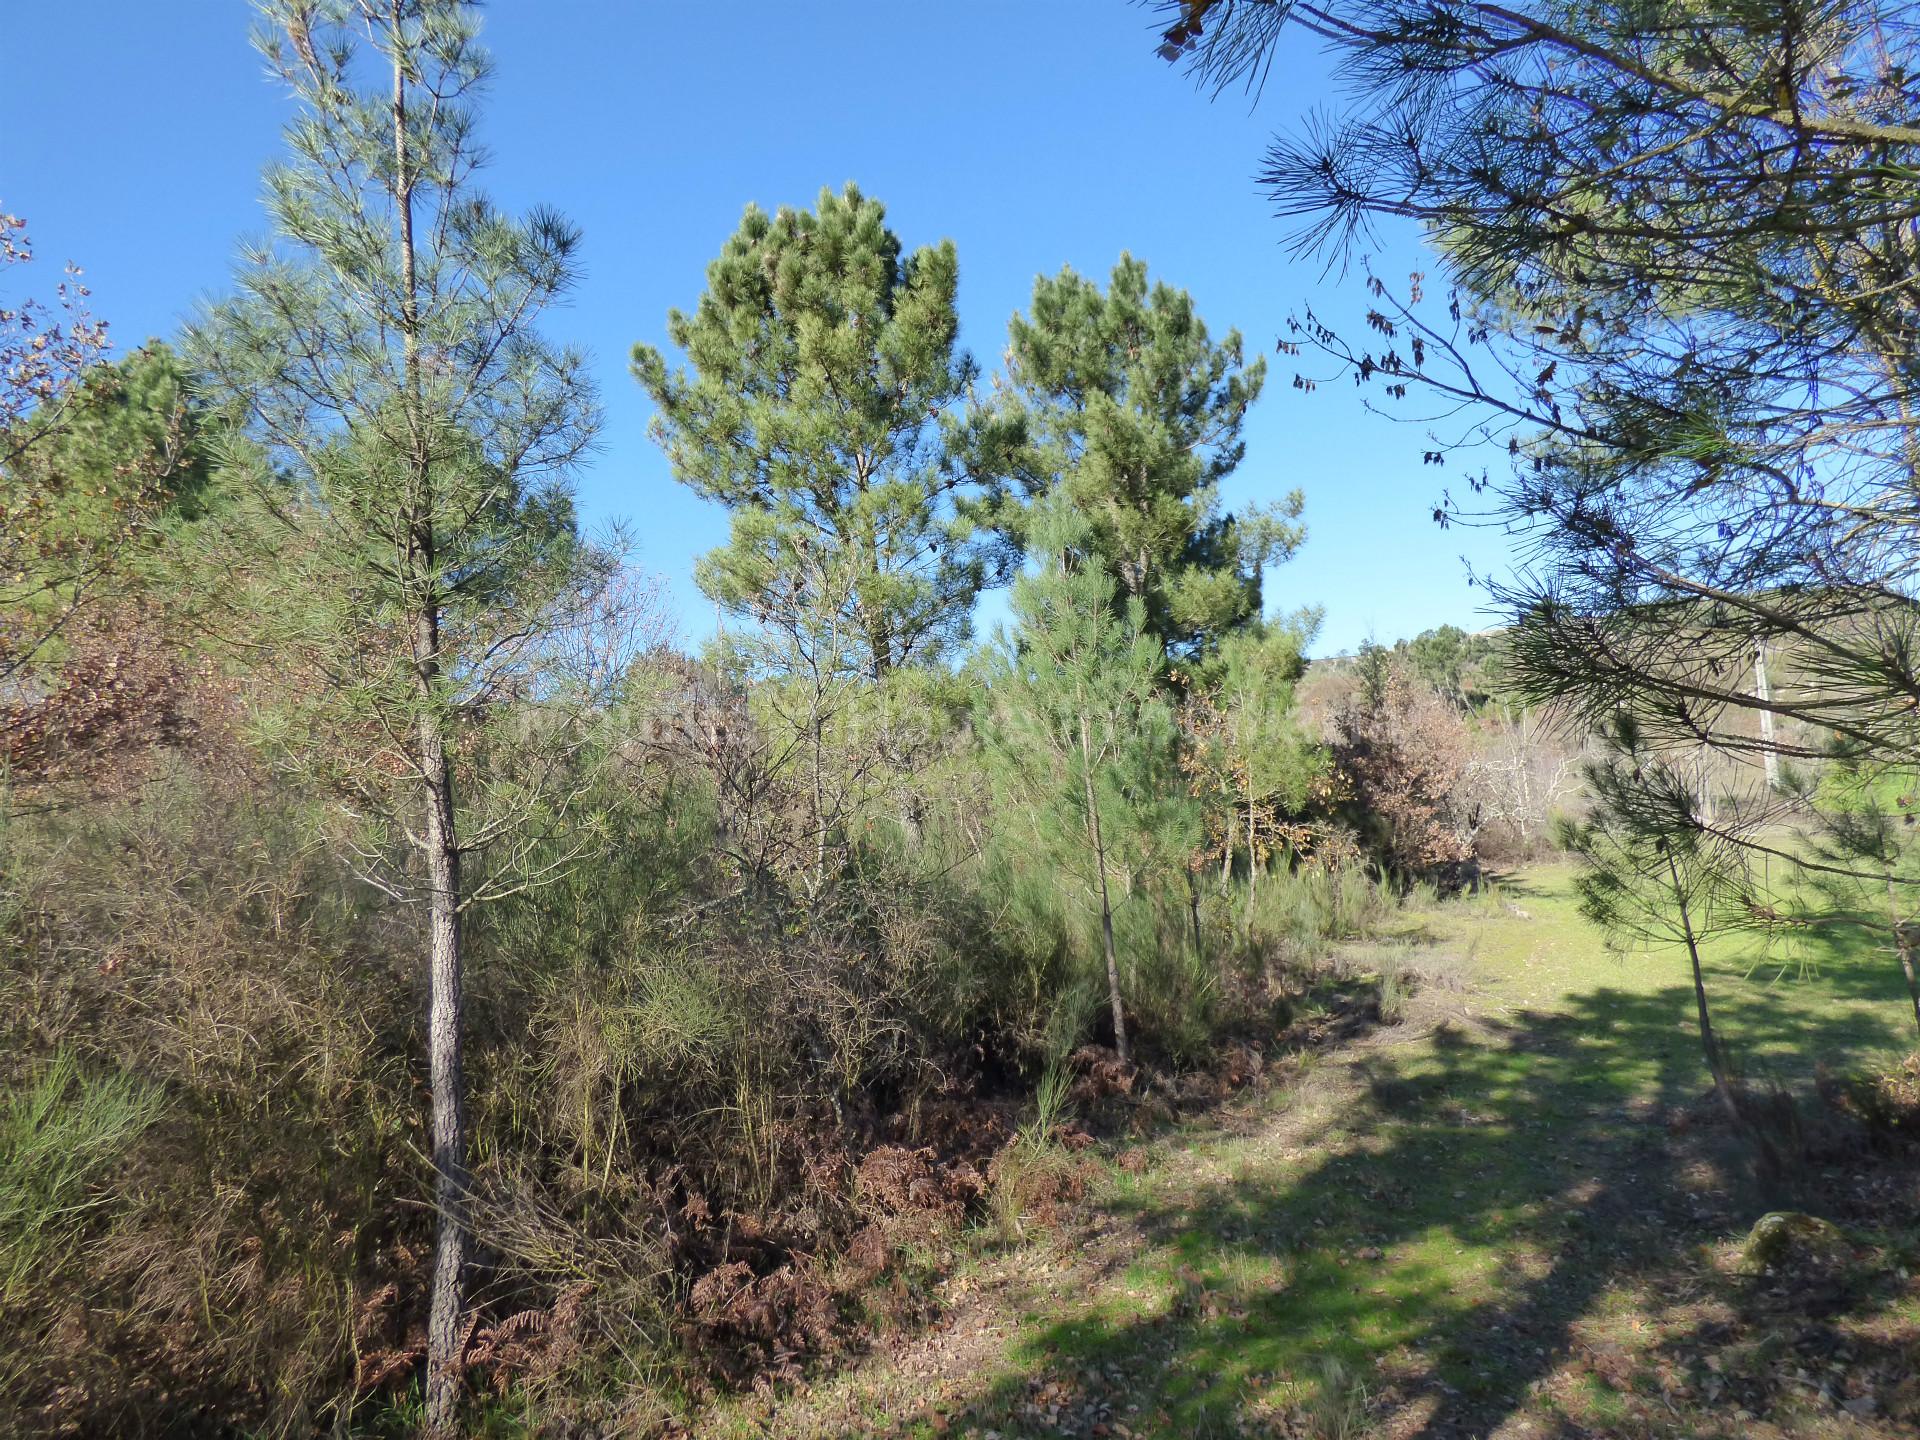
[971,254,1301,668]
[976,503,1196,1063]
[1162,0,1920,1030]
[633,184,985,679]
[0,342,207,684]
[185,3,609,1429]
[1183,619,1327,906]
[1395,624,1502,711]
[1556,715,1788,1161]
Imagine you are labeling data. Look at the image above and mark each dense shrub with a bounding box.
[0,756,423,1436]
[0,651,1418,1435]
[1331,669,1480,882]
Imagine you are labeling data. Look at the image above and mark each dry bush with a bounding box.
[1463,705,1583,856]
[0,755,425,1437]
[853,1144,983,1221]
[985,1139,1101,1235]
[1068,1044,1137,1101]
[1,605,232,794]
[1332,668,1482,881]
[685,1255,839,1383]
[460,1160,673,1408]
[447,719,1036,1386]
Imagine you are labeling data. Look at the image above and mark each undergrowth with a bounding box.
[0,745,1415,1437]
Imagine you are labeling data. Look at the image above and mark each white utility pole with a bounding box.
[1754,637,1780,791]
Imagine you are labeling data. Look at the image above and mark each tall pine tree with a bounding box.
[633,185,985,679]
[972,255,1301,669]
[189,4,603,1430]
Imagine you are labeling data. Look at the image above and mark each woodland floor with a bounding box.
[695,866,1920,1440]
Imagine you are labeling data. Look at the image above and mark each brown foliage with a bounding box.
[842,1222,892,1282]
[2,607,217,788]
[462,1281,595,1396]
[0,761,424,1437]
[1332,668,1480,875]
[854,1144,983,1220]
[1067,1043,1136,1100]
[984,1143,1101,1229]
[686,1258,839,1382]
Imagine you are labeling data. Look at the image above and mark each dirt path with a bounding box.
[713,988,1482,1439]
[702,879,1919,1440]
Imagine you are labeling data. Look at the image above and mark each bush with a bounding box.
[0,756,422,1436]
[0,663,1418,1432]
[1242,862,1393,967]
[0,1051,160,1398]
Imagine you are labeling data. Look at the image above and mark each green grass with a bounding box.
[1,1051,159,1309]
[1468,863,1911,1089]
[765,862,1916,1439]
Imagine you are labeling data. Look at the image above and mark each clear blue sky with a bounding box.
[2,1,1514,657]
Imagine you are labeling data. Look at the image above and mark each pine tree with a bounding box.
[1,345,212,786]
[2,214,196,686]
[1558,716,1786,1170]
[972,254,1301,668]
[1184,620,1324,919]
[1160,0,1920,1035]
[633,185,986,680]
[1396,625,1501,712]
[976,503,1185,1064]
[188,4,602,1430]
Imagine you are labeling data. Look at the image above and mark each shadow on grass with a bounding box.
[1479,868,1557,900]
[822,971,1909,1439]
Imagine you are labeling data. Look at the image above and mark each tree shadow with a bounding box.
[1480,868,1557,900]
[818,967,1909,1438]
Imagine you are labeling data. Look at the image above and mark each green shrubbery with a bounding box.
[0,704,1410,1434]
[0,11,1513,1432]
[0,1053,160,1367]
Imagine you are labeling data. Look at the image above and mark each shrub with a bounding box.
[0,1051,160,1401]
[0,756,422,1436]
[1331,665,1481,881]
[1243,862,1393,967]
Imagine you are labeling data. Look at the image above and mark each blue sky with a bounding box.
[3,1,1515,657]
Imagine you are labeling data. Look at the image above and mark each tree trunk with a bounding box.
[1666,849,1775,1171]
[391,25,466,1435]
[1081,714,1128,1065]
[1243,776,1258,931]
[811,706,827,893]
[1186,868,1204,961]
[1887,878,1920,1039]
[1673,864,1737,1123]
[421,708,469,1437]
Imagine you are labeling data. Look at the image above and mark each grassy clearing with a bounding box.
[719,864,1918,1439]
